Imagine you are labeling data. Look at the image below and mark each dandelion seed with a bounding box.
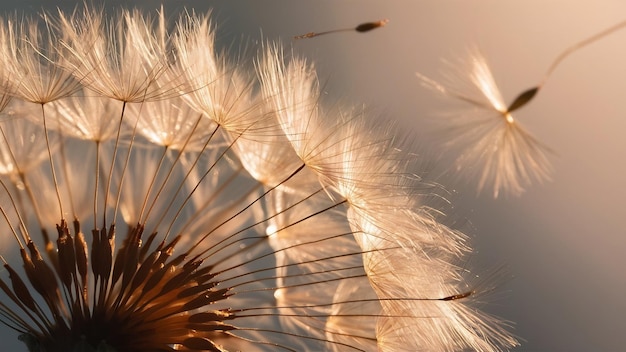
[418,19,626,198]
[57,7,184,103]
[0,15,81,104]
[294,19,389,39]
[174,11,262,139]
[416,48,553,198]
[0,7,517,352]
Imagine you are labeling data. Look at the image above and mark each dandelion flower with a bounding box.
[417,48,553,198]
[0,7,518,352]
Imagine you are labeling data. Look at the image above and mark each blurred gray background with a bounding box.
[1,1,624,351]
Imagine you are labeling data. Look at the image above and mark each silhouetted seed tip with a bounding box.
[74,231,88,278]
[507,86,540,113]
[294,18,389,39]
[441,290,475,301]
[5,264,38,312]
[355,19,389,33]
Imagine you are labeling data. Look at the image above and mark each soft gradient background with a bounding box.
[1,1,624,351]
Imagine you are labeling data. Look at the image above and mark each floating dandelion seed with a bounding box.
[417,20,626,198]
[0,7,518,352]
[416,49,554,198]
[294,19,389,40]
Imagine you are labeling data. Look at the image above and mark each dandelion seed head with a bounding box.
[0,6,518,352]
